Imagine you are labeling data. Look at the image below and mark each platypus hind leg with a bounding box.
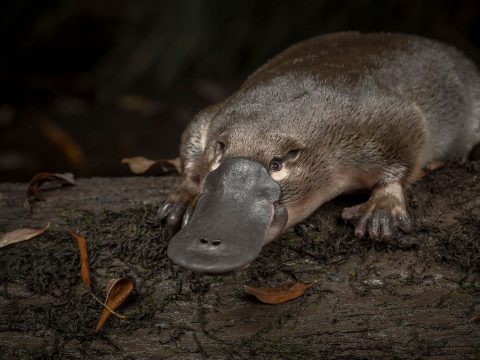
[341,182,412,240]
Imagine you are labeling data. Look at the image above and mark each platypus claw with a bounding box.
[181,206,194,228]
[158,202,172,220]
[342,197,412,241]
[158,201,189,235]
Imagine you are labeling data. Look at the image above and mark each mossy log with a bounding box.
[0,163,479,359]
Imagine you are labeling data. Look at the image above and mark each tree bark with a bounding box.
[0,164,479,359]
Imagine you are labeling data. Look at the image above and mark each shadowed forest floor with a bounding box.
[0,162,479,359]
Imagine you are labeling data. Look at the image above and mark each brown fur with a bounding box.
[163,32,480,240]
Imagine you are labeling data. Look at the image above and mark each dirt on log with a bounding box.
[0,163,479,360]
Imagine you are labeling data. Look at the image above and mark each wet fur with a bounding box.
[171,32,480,235]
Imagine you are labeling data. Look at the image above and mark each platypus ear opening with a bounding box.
[283,140,305,162]
[286,148,302,162]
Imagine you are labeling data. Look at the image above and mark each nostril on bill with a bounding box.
[198,238,222,247]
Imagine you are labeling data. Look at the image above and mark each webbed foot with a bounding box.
[158,186,198,236]
[341,182,412,240]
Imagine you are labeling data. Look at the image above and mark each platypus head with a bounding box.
[167,157,288,273]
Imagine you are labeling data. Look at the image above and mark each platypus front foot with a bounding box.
[341,182,412,240]
[158,186,198,236]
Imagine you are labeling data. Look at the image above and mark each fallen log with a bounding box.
[0,163,479,359]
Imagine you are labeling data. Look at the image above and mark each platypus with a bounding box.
[161,32,480,273]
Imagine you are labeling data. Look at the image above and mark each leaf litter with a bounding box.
[70,230,135,332]
[0,223,50,249]
[94,278,135,332]
[70,231,91,290]
[244,281,314,304]
[24,172,75,212]
[121,156,181,174]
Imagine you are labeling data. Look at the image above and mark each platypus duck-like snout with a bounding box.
[167,157,288,273]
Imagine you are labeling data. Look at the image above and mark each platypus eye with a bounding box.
[270,159,282,172]
[269,147,302,173]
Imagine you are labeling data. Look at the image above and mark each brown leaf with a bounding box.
[244,281,313,304]
[121,156,156,174]
[70,231,91,290]
[121,156,181,175]
[94,278,134,332]
[425,160,445,172]
[25,172,75,212]
[0,223,50,249]
[160,157,182,174]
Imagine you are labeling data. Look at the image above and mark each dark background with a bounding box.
[1,0,479,181]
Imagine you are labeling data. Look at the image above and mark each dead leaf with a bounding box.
[162,157,181,174]
[27,172,75,200]
[417,160,447,180]
[121,156,181,175]
[70,231,91,290]
[94,278,134,332]
[471,314,480,322]
[24,172,75,212]
[425,160,445,172]
[244,281,313,304]
[121,156,156,174]
[0,223,50,249]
